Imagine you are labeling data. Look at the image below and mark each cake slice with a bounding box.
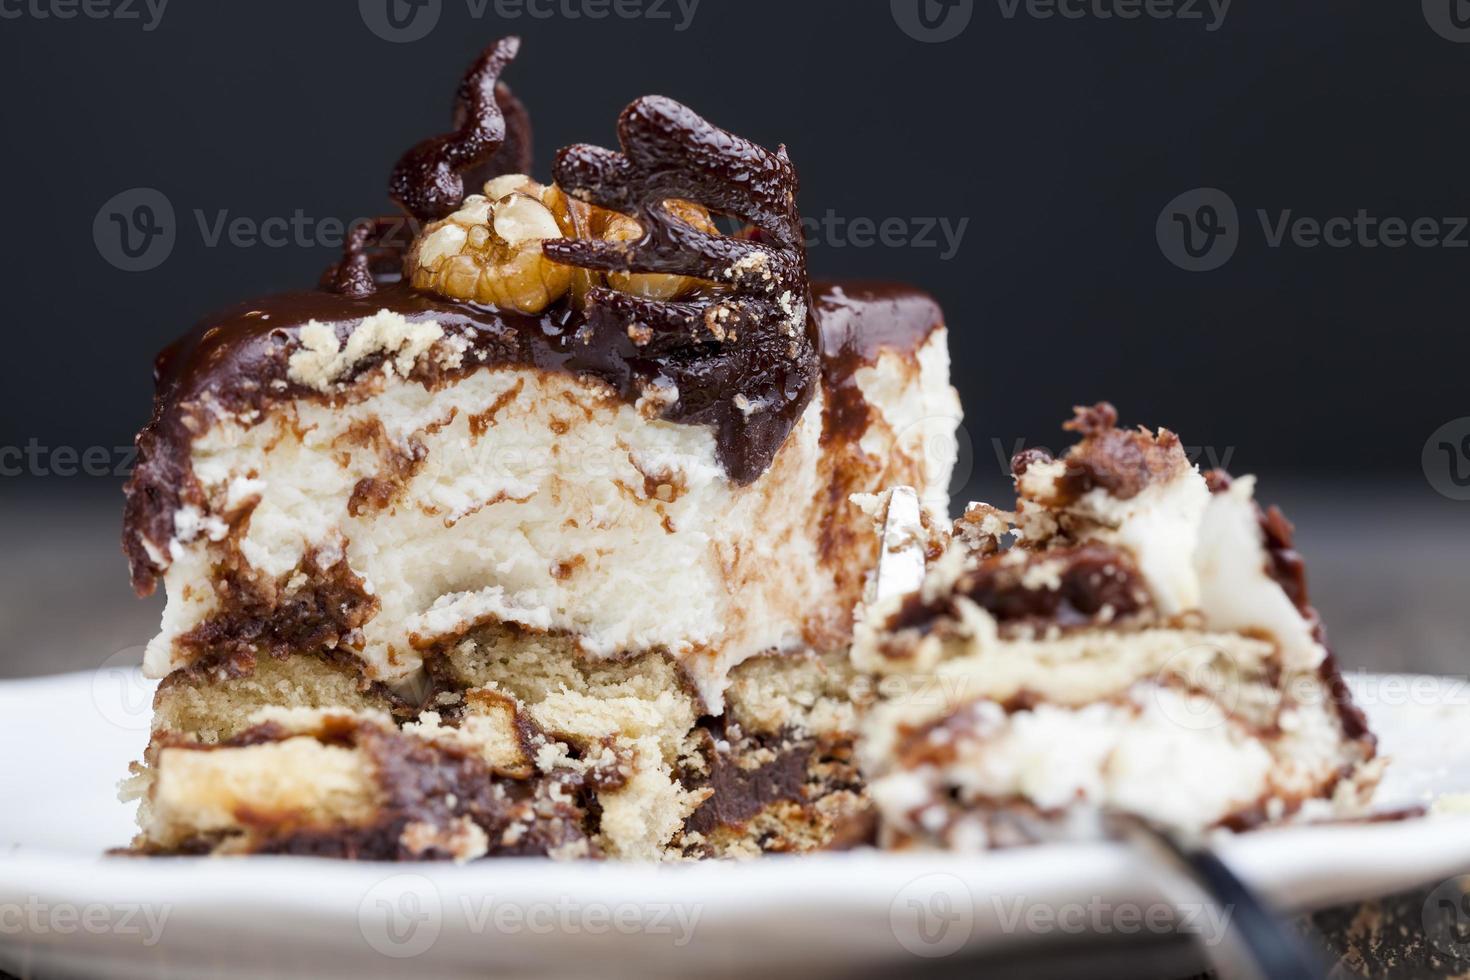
[854,404,1380,849]
[121,38,960,859]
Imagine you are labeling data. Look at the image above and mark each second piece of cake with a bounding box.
[855,404,1381,849]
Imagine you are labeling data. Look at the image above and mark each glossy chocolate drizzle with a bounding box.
[389,36,529,224]
[543,94,820,482]
[322,217,415,298]
[547,96,811,346]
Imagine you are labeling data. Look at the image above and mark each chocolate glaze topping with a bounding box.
[326,38,531,298]
[814,281,944,446]
[544,93,820,484]
[380,38,821,485]
[122,280,939,595]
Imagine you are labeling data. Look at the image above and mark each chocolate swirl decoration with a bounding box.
[543,96,820,481]
[389,35,528,223]
[545,96,812,349]
[324,37,533,298]
[322,217,416,298]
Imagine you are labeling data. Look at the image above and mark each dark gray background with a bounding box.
[1,0,1468,678]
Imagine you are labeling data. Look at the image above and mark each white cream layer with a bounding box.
[140,312,960,709]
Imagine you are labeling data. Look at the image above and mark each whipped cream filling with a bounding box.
[1037,464,1325,667]
[143,312,960,711]
[1196,475,1325,672]
[1074,474,1210,616]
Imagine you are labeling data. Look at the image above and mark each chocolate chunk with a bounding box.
[888,544,1154,635]
[1023,402,1187,505]
[682,727,813,836]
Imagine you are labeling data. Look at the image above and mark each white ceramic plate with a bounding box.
[2,669,1469,979]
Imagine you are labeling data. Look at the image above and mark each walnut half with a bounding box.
[405,175,573,314]
[405,175,719,313]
